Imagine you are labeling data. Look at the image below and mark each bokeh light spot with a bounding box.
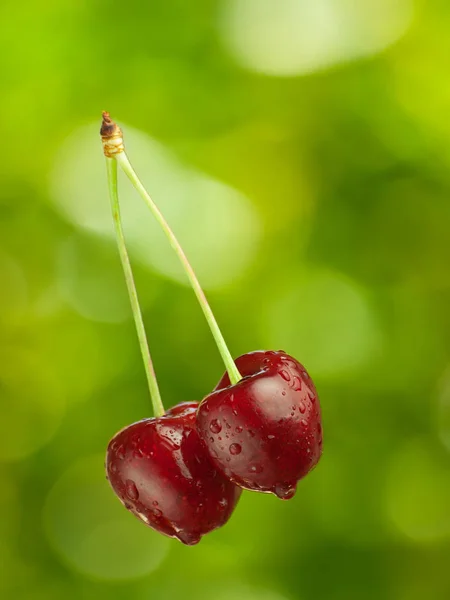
[262,268,380,378]
[0,251,28,325]
[43,454,170,581]
[210,585,291,600]
[385,438,450,543]
[437,366,450,453]
[57,232,144,324]
[219,0,413,76]
[0,349,65,461]
[50,123,261,289]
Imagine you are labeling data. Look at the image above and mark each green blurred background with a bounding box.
[1,0,450,598]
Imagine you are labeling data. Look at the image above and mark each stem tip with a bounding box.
[100,112,124,157]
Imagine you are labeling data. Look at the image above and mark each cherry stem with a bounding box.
[113,138,242,386]
[104,155,165,417]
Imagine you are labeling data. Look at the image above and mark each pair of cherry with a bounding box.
[106,350,322,545]
[101,114,323,545]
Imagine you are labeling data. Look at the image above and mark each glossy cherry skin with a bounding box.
[196,351,322,499]
[106,402,241,545]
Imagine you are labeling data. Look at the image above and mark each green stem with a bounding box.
[105,157,165,417]
[115,151,242,386]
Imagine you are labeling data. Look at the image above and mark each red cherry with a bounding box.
[106,402,241,545]
[196,351,322,500]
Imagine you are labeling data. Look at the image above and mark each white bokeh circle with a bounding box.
[219,0,413,76]
[385,438,450,543]
[43,454,170,580]
[50,123,261,290]
[261,268,381,378]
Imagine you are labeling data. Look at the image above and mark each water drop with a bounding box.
[125,480,139,501]
[116,444,125,460]
[249,463,263,474]
[218,436,222,441]
[248,430,255,438]
[282,390,286,396]
[299,402,306,414]
[229,443,242,455]
[177,531,201,545]
[225,421,231,429]
[218,498,228,510]
[274,483,296,500]
[235,425,243,433]
[232,409,238,416]
[292,376,302,391]
[137,512,149,524]
[209,437,214,443]
[301,419,308,427]
[133,447,144,458]
[209,419,222,434]
[267,434,275,440]
[308,391,316,402]
[109,462,117,474]
[279,369,291,382]
[152,500,159,506]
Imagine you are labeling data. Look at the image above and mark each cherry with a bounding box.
[196,351,322,500]
[106,402,242,545]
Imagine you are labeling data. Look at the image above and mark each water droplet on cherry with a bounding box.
[280,370,291,382]
[125,480,139,501]
[292,376,302,391]
[177,531,201,546]
[210,419,222,433]
[229,443,242,455]
[249,463,263,474]
[299,402,306,414]
[274,483,296,500]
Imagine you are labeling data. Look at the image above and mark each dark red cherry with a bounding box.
[106,401,241,545]
[196,351,322,500]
